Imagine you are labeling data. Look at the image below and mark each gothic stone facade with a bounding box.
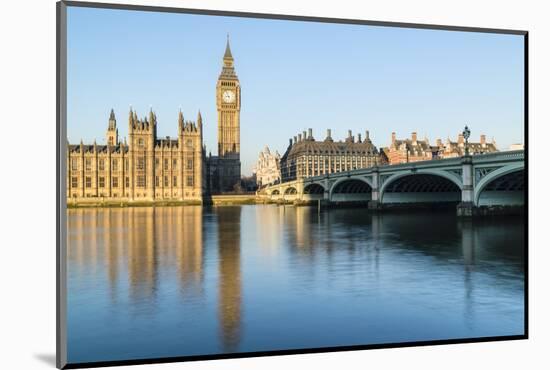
[280,128,380,182]
[253,146,281,187]
[206,38,242,193]
[67,109,205,203]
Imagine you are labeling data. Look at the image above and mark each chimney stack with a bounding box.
[458,133,464,145]
[411,132,417,144]
[346,130,355,143]
[357,133,362,143]
[308,128,313,140]
[436,138,442,147]
[365,130,370,142]
[391,132,396,143]
[480,134,486,146]
[327,129,332,139]
[298,133,302,142]
[293,136,297,144]
[289,138,293,146]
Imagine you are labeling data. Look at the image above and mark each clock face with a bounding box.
[222,90,235,103]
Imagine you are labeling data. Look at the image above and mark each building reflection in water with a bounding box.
[284,206,316,254]
[215,207,242,352]
[254,205,283,256]
[68,206,207,308]
[103,208,122,303]
[155,206,205,300]
[126,207,158,307]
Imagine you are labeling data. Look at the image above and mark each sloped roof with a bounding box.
[281,138,379,162]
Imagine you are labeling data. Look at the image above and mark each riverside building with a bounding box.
[385,131,498,165]
[280,129,380,182]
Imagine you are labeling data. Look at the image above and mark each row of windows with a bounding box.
[284,161,375,172]
[71,175,194,188]
[281,162,377,181]
[71,158,126,171]
[72,176,122,188]
[303,150,376,156]
[151,158,193,170]
[70,191,199,199]
[117,137,197,149]
[70,157,193,171]
[293,156,375,163]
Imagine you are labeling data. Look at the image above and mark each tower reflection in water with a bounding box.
[215,206,242,352]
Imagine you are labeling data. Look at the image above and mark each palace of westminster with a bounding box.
[67,38,499,203]
[67,38,241,203]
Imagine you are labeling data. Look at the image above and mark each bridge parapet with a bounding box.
[472,150,524,164]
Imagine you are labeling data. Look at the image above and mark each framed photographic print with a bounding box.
[56,1,527,368]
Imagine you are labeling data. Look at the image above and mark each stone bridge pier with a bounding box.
[368,168,380,210]
[457,156,475,216]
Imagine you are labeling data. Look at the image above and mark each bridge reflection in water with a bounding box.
[67,205,524,364]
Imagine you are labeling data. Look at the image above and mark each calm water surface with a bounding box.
[67,205,525,363]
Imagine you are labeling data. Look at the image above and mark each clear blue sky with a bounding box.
[67,6,524,175]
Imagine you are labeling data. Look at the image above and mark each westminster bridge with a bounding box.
[262,150,525,215]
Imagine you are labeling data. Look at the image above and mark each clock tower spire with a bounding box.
[216,35,241,191]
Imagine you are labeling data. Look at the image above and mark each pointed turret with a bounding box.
[178,109,184,131]
[197,110,203,137]
[107,109,118,145]
[149,107,155,125]
[219,34,237,79]
[224,34,233,60]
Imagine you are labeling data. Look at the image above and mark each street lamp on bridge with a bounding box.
[463,125,471,156]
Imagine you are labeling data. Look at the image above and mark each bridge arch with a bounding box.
[284,187,297,195]
[302,183,325,201]
[270,189,280,196]
[474,163,524,206]
[303,183,325,194]
[379,170,462,205]
[329,177,373,203]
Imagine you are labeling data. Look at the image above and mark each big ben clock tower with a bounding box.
[215,36,241,191]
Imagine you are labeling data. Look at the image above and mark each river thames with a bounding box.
[67,205,525,363]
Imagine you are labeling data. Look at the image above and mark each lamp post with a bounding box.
[462,125,471,156]
[457,124,475,216]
